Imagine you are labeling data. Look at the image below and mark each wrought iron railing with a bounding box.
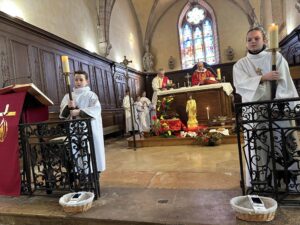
[235,97,300,205]
[19,119,100,199]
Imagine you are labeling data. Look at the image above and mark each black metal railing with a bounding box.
[19,119,100,199]
[235,97,300,205]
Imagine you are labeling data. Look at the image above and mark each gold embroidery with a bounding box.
[0,104,16,143]
[256,68,263,76]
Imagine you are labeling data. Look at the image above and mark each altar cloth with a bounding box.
[157,83,233,96]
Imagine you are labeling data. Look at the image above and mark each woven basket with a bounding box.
[59,192,94,213]
[230,196,277,222]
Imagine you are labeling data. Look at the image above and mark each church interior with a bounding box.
[0,0,300,224]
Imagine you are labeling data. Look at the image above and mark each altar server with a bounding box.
[60,70,106,172]
[233,26,299,188]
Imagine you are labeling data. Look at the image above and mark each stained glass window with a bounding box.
[179,4,219,69]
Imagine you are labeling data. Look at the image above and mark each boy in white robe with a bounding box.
[233,27,299,189]
[122,90,139,134]
[59,70,106,172]
[140,91,151,131]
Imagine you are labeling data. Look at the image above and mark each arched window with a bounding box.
[179,1,219,69]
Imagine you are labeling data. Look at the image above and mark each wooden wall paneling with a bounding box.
[10,40,31,84]
[0,34,11,86]
[94,66,106,107]
[30,46,43,89]
[40,50,60,110]
[280,25,300,65]
[105,68,117,108]
[0,12,147,135]
[88,64,98,94]
[113,67,127,108]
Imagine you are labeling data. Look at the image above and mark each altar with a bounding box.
[157,83,234,124]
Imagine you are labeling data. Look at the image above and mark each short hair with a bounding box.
[158,68,165,74]
[246,26,267,41]
[74,70,89,80]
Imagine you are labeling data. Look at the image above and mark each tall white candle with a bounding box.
[268,23,279,49]
[61,55,70,73]
[217,68,221,80]
[206,106,210,120]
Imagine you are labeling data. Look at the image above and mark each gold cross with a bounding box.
[256,68,263,76]
[0,104,16,117]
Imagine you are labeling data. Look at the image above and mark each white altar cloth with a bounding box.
[157,83,233,96]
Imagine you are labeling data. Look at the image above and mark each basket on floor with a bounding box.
[59,191,94,213]
[230,196,277,222]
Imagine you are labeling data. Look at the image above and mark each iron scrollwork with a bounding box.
[19,119,100,199]
[236,97,300,205]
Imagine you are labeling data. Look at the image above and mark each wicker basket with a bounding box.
[59,192,94,213]
[230,196,277,222]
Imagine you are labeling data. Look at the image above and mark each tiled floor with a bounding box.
[1,137,300,225]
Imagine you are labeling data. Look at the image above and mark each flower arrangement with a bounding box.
[151,115,161,136]
[157,95,176,119]
[196,130,224,146]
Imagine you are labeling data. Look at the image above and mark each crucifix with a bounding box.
[185,73,191,87]
[122,56,138,151]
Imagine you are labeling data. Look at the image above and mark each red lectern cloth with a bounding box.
[0,92,26,196]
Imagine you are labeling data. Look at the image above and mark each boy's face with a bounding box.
[74,74,88,88]
[246,30,266,53]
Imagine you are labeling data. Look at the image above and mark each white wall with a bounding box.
[108,0,143,71]
[0,0,99,53]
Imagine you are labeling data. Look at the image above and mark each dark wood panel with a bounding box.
[280,25,300,66]
[30,46,43,89]
[10,40,31,82]
[0,34,10,84]
[40,50,60,108]
[158,88,233,124]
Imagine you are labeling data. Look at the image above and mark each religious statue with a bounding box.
[186,95,198,129]
[191,62,218,86]
[142,44,154,72]
[168,56,175,70]
[225,46,235,60]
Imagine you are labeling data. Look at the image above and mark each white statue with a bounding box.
[142,44,154,72]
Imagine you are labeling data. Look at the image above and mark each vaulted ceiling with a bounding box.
[129,0,259,51]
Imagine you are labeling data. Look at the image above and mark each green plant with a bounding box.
[196,131,224,146]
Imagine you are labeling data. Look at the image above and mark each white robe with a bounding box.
[140,96,152,130]
[151,76,162,107]
[233,50,299,187]
[122,95,139,132]
[59,86,106,172]
[135,101,150,132]
[233,51,298,102]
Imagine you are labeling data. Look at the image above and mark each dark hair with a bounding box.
[74,70,89,80]
[246,26,267,41]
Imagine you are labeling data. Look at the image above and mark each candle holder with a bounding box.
[266,48,280,99]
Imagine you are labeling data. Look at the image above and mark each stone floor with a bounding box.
[1,137,300,225]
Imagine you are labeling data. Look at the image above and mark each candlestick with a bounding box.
[217,68,221,80]
[61,55,70,73]
[206,106,210,120]
[268,23,279,49]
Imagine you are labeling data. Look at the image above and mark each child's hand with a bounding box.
[70,109,80,117]
[68,100,76,108]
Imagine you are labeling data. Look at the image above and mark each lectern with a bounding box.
[0,83,53,196]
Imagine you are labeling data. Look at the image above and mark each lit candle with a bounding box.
[217,68,221,80]
[268,23,279,49]
[61,55,70,73]
[206,106,210,120]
